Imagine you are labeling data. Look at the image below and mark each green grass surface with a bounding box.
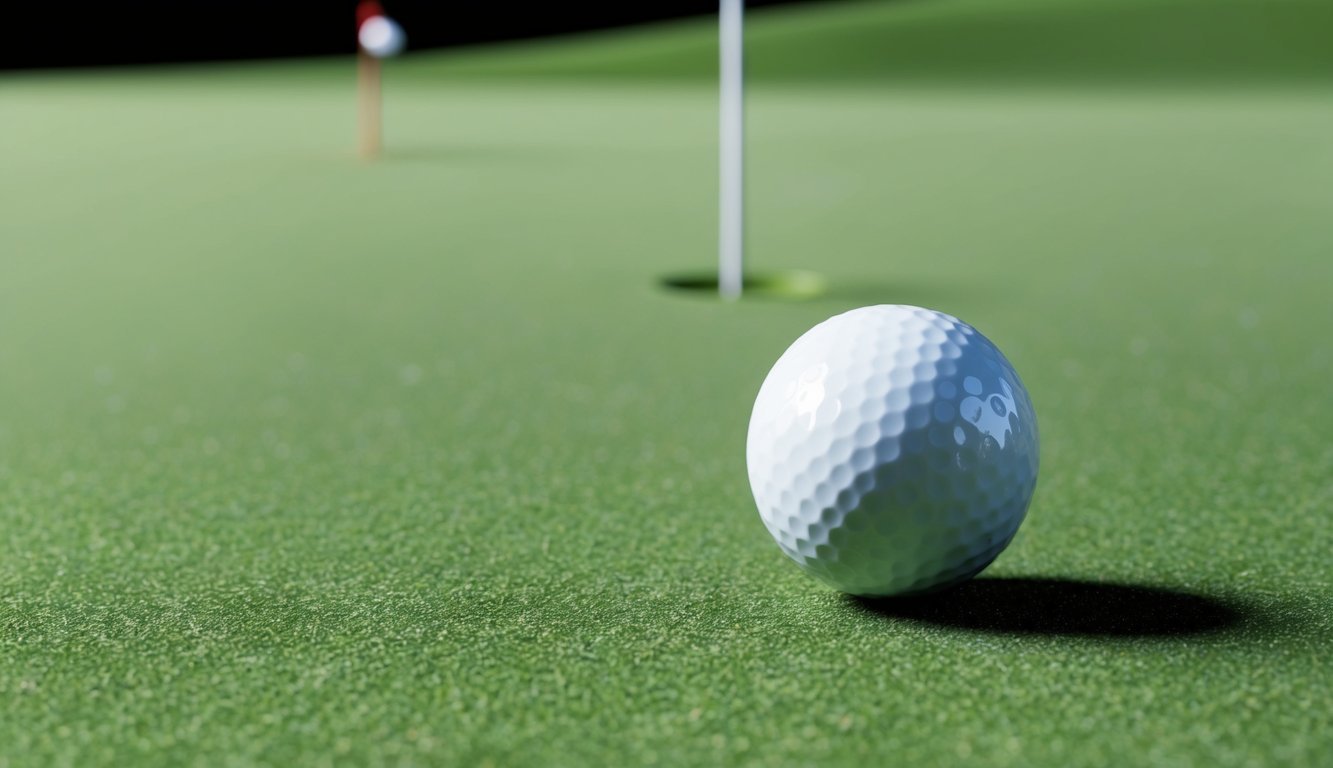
[2,0,1332,765]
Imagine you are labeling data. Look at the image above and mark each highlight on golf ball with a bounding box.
[746,304,1040,597]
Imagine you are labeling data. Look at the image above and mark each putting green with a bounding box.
[2,0,1330,765]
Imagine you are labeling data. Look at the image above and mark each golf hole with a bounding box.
[660,270,826,300]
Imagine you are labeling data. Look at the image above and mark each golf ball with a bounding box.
[746,305,1039,597]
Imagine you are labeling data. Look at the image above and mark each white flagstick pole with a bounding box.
[718,0,745,299]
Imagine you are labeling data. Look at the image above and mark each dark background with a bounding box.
[2,0,810,70]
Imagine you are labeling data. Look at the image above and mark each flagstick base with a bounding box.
[661,270,825,300]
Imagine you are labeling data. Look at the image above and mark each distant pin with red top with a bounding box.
[357,0,406,59]
[355,1,404,159]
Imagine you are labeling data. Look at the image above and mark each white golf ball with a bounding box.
[359,15,406,58]
[746,305,1039,597]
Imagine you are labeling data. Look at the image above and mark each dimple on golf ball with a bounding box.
[746,305,1039,597]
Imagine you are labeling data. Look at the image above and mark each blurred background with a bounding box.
[6,0,1329,88]
[3,1,807,69]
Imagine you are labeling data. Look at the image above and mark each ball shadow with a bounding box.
[850,577,1244,637]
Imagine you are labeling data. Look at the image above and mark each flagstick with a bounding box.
[718,0,745,299]
[357,50,382,161]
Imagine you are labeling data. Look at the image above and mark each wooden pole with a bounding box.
[357,50,382,161]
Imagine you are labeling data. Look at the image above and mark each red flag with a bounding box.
[356,0,385,30]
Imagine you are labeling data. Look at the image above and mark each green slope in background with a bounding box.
[402,0,1333,85]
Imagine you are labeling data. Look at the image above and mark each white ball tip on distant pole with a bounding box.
[359,16,407,59]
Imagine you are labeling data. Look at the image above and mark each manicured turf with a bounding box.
[2,0,1331,765]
